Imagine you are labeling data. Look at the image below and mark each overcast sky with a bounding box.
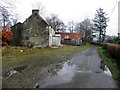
[14,0,119,36]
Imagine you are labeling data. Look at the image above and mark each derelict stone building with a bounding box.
[11,9,61,47]
[22,10,50,47]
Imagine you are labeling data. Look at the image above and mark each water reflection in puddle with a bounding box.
[43,61,77,86]
[103,65,112,76]
[43,61,112,87]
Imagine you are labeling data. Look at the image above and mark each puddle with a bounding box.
[43,61,77,86]
[3,65,27,79]
[13,65,27,73]
[103,65,112,76]
[43,61,112,87]
[77,70,92,73]
[3,69,18,79]
[94,71,101,73]
[43,61,93,87]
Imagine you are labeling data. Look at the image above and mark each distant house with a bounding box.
[11,9,61,47]
[60,32,82,46]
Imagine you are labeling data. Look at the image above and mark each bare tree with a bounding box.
[46,14,66,32]
[0,0,17,26]
[75,18,93,43]
[67,21,75,32]
[31,1,45,15]
[1,0,16,6]
[75,23,81,33]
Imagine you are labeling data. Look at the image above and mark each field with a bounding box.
[2,44,90,88]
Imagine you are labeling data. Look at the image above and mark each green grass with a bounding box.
[98,46,120,86]
[2,44,90,69]
[2,44,90,88]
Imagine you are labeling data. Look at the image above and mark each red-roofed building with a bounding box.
[60,32,82,45]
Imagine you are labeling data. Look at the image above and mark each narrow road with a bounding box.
[42,46,118,88]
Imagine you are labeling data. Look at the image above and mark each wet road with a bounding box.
[42,46,118,88]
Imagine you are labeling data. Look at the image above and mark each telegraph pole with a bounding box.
[118,1,120,36]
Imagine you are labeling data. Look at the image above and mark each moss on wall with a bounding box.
[22,13,49,47]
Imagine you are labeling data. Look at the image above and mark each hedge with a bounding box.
[102,43,120,67]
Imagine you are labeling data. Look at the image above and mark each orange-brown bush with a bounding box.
[106,43,120,59]
[103,43,120,67]
[0,26,13,46]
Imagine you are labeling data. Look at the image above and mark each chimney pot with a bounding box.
[32,9,39,15]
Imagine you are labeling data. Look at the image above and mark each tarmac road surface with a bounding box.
[42,45,118,88]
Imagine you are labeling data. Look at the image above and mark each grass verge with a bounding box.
[98,46,120,87]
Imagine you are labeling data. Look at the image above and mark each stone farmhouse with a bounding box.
[11,9,61,47]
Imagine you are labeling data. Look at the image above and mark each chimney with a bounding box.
[32,9,39,15]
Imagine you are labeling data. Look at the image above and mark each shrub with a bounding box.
[103,43,120,67]
[102,43,107,49]
[0,27,13,46]
[90,42,102,46]
[113,37,120,44]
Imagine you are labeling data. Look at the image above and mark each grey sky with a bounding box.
[15,0,119,36]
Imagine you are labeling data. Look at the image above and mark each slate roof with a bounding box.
[23,9,49,25]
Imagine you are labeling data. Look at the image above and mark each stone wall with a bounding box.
[11,10,60,47]
[11,22,23,46]
[22,13,49,47]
